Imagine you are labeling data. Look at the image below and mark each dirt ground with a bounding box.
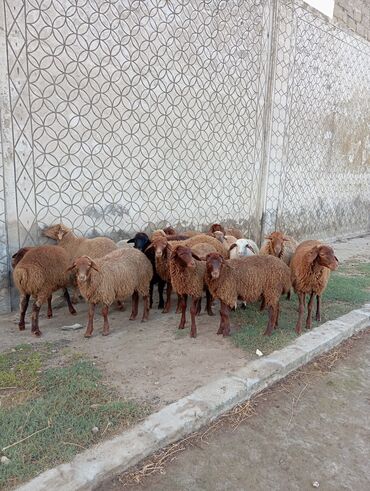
[105,330,370,491]
[1,234,369,410]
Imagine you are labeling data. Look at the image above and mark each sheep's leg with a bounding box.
[295,293,305,334]
[274,302,280,329]
[157,280,165,309]
[84,303,96,338]
[286,290,291,301]
[149,279,154,309]
[116,300,124,311]
[31,300,42,337]
[162,282,172,313]
[263,306,275,336]
[206,289,214,316]
[306,293,315,329]
[129,291,139,320]
[219,302,231,336]
[178,294,188,329]
[196,297,201,315]
[18,294,30,331]
[142,295,149,322]
[175,294,182,314]
[315,295,321,322]
[102,305,110,336]
[190,296,199,338]
[47,296,53,318]
[71,285,80,304]
[259,295,266,311]
[64,288,77,315]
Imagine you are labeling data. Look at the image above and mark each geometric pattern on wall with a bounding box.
[265,2,370,238]
[22,0,268,238]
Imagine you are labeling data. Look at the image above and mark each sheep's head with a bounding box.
[163,226,176,235]
[307,245,339,271]
[212,231,225,243]
[127,232,150,252]
[43,223,70,241]
[265,231,289,258]
[209,223,226,235]
[150,235,169,258]
[206,252,225,279]
[171,246,200,269]
[229,240,255,257]
[67,255,100,282]
[11,247,32,268]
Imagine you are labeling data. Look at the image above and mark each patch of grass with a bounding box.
[231,260,370,355]
[0,346,150,489]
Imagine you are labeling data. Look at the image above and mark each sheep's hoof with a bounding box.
[32,330,42,337]
[216,327,223,335]
[18,323,25,331]
[70,309,77,316]
[316,315,321,322]
[162,309,170,314]
[47,313,53,319]
[102,331,110,336]
[141,318,148,323]
[190,332,197,338]
[129,315,137,321]
[207,310,214,317]
[84,332,93,338]
[158,303,164,309]
[223,330,230,337]
[295,326,302,335]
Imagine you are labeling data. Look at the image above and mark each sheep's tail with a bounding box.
[13,267,29,289]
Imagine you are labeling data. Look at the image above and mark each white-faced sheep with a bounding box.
[67,248,153,337]
[229,238,259,259]
[290,240,338,334]
[205,253,291,336]
[43,223,118,303]
[169,245,215,337]
[12,246,77,336]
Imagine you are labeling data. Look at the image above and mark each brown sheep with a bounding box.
[290,240,339,334]
[43,223,118,303]
[67,248,153,337]
[205,253,291,337]
[12,246,76,336]
[149,231,227,313]
[169,245,214,337]
[260,231,298,265]
[208,224,243,239]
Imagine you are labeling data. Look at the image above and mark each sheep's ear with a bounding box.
[229,243,237,252]
[191,252,201,261]
[306,246,319,263]
[66,262,76,272]
[57,226,68,240]
[90,260,100,272]
[127,238,135,244]
[334,256,339,263]
[246,244,255,253]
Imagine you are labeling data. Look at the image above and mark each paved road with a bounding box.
[105,332,370,491]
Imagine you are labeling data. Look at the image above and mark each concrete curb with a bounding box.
[17,305,370,491]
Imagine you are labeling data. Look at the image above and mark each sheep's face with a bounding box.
[213,231,225,243]
[43,224,70,241]
[265,232,288,258]
[163,226,176,235]
[173,246,196,269]
[152,239,168,258]
[127,233,150,252]
[316,246,339,271]
[206,253,224,279]
[68,256,99,282]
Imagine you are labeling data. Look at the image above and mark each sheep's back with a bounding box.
[291,240,330,295]
[75,237,117,259]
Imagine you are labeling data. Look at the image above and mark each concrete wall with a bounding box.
[334,0,370,41]
[0,0,369,312]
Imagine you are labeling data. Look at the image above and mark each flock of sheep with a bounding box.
[11,223,339,339]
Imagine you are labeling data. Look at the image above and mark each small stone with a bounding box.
[11,348,16,352]
[91,426,99,434]
[1,456,10,465]
[256,349,264,357]
[61,323,83,331]
[51,349,57,353]
[312,482,320,488]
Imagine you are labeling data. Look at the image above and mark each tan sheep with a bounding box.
[260,231,298,265]
[290,240,339,334]
[43,223,117,303]
[67,248,153,337]
[12,246,77,336]
[169,245,215,337]
[205,253,291,336]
